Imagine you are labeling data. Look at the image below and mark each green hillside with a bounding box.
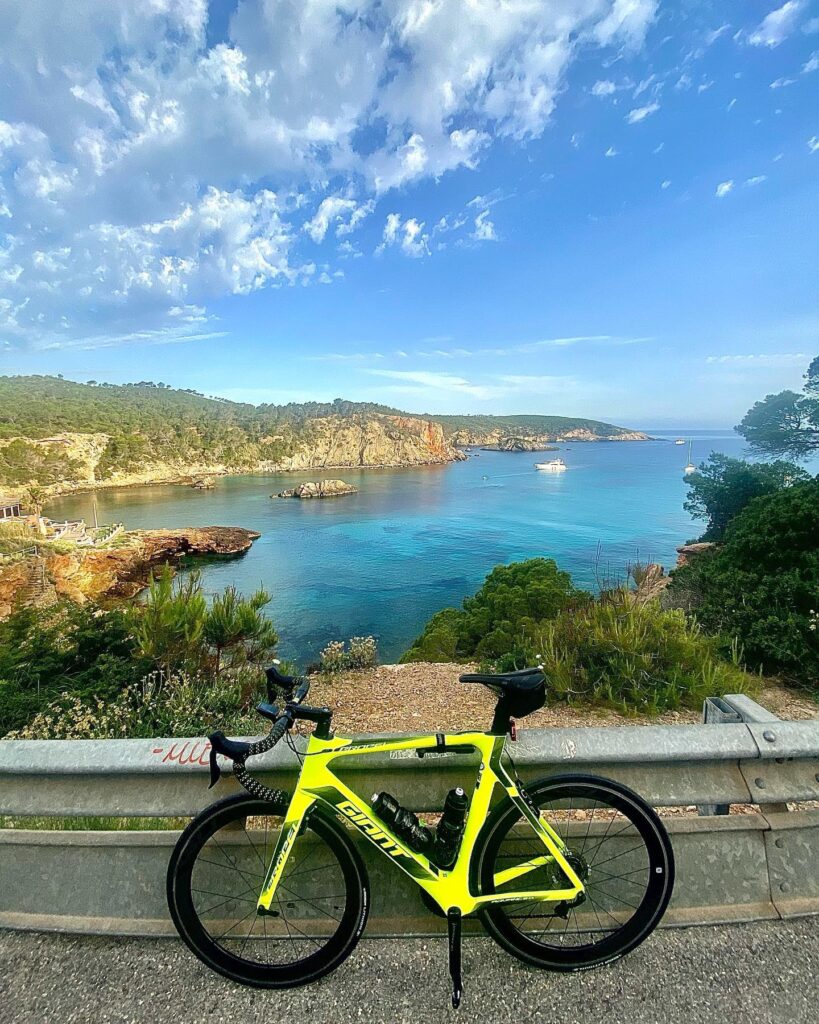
[0,376,403,486]
[0,376,402,439]
[434,413,636,438]
[0,376,642,488]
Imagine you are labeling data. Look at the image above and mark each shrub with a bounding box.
[129,566,278,678]
[0,603,151,736]
[402,558,586,664]
[530,591,755,714]
[5,668,265,740]
[319,636,379,674]
[669,480,819,686]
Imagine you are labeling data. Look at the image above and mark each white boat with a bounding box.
[535,458,567,472]
[675,438,686,445]
[683,439,696,475]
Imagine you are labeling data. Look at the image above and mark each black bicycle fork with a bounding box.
[447,908,463,1009]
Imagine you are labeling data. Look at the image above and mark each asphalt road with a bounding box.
[1,919,816,1024]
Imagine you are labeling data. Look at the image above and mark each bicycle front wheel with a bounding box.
[167,793,369,988]
[475,774,674,971]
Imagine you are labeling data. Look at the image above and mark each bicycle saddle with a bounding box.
[458,667,544,692]
[460,667,546,729]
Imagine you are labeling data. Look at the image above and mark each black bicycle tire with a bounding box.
[167,793,369,988]
[474,773,675,971]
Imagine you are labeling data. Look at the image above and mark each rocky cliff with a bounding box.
[0,527,259,616]
[274,415,464,472]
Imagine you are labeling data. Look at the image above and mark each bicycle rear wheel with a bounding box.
[475,774,674,971]
[167,793,369,988]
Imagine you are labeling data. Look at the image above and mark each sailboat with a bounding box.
[683,439,696,476]
[675,438,686,445]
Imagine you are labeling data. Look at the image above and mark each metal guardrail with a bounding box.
[1,695,817,937]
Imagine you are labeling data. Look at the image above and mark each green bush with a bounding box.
[0,603,151,735]
[401,556,757,713]
[5,668,265,740]
[319,636,379,674]
[669,480,819,686]
[531,591,754,714]
[0,570,281,736]
[129,566,278,678]
[402,558,586,664]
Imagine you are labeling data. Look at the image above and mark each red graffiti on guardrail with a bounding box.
[151,740,211,766]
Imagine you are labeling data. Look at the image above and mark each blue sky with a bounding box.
[1,1,817,427]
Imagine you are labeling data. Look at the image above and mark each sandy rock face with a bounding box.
[275,415,465,471]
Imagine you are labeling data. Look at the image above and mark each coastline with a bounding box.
[33,435,654,502]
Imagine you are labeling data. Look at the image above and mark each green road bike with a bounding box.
[167,664,675,1007]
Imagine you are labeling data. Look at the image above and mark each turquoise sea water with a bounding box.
[48,431,750,665]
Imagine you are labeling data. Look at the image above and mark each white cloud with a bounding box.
[748,2,805,48]
[605,146,618,157]
[472,209,497,242]
[625,102,660,123]
[706,353,808,367]
[704,24,731,46]
[715,180,734,198]
[0,0,659,348]
[745,175,768,186]
[367,368,498,399]
[804,51,819,72]
[304,197,373,244]
[661,179,672,189]
[376,213,430,258]
[592,80,617,97]
[808,137,819,153]
[770,77,795,88]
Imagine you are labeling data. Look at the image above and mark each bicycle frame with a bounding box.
[256,730,585,917]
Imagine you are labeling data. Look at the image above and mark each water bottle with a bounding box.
[433,787,469,869]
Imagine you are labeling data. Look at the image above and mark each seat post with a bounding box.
[490,696,513,735]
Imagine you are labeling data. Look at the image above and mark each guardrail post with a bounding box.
[699,697,743,815]
[722,694,790,815]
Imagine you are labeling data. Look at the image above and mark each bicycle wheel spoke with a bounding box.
[589,842,648,871]
[485,782,671,962]
[171,796,366,979]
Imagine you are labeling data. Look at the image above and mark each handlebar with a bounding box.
[207,666,311,789]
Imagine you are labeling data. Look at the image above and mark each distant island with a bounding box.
[436,414,650,448]
[0,376,649,497]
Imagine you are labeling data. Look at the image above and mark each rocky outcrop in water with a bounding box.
[274,480,358,499]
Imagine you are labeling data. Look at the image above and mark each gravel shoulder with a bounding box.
[1,918,816,1024]
[305,663,817,735]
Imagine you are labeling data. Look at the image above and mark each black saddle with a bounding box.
[459,667,546,732]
